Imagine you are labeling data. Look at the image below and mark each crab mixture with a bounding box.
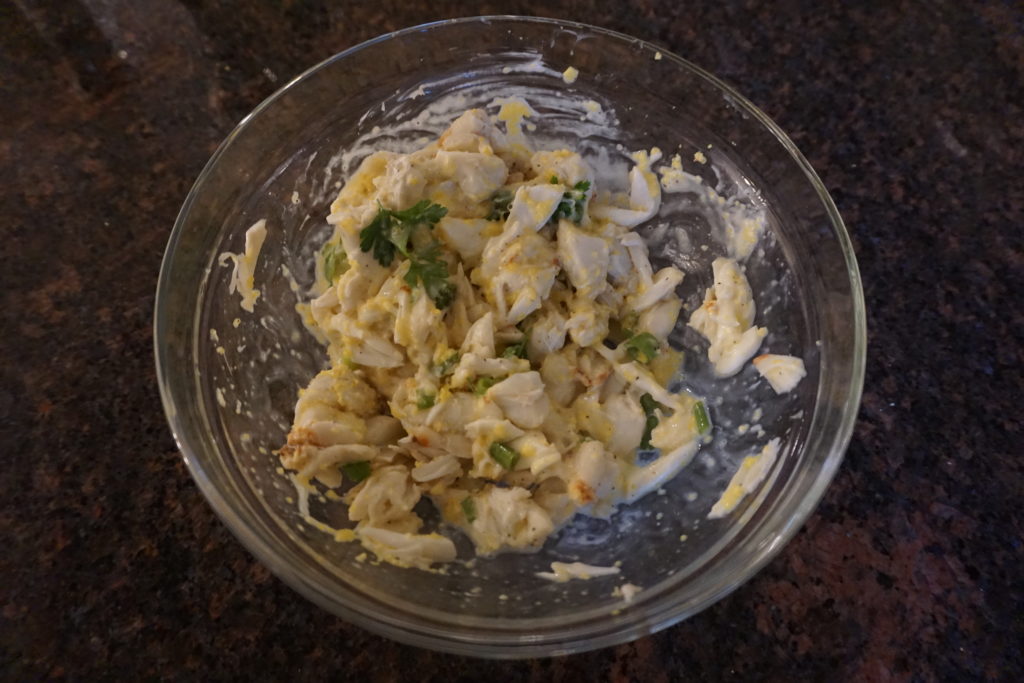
[266,104,804,569]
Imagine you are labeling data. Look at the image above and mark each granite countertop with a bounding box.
[2,1,1021,679]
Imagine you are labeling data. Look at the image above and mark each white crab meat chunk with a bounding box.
[505,184,564,234]
[528,306,568,357]
[508,431,562,477]
[219,219,267,313]
[436,217,489,267]
[602,393,646,457]
[347,465,421,529]
[621,232,654,287]
[449,354,527,391]
[540,351,582,407]
[434,151,509,203]
[294,444,377,488]
[281,368,383,480]
[631,266,684,312]
[688,257,767,377]
[329,254,389,313]
[476,188,562,324]
[438,108,509,154]
[377,154,427,209]
[462,485,554,555]
[410,454,463,483]
[753,354,807,394]
[365,415,404,445]
[649,402,697,454]
[486,371,550,430]
[566,440,621,515]
[638,297,682,341]
[394,290,444,365]
[612,360,676,407]
[590,149,662,227]
[465,417,526,479]
[358,527,457,568]
[350,333,405,368]
[565,297,609,348]
[606,238,633,285]
[460,311,496,358]
[557,221,609,297]
[708,438,781,518]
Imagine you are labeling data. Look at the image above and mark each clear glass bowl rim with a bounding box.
[154,14,866,658]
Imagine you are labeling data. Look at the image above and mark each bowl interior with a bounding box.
[156,17,863,656]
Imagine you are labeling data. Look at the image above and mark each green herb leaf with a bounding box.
[358,200,449,267]
[405,243,455,308]
[624,332,660,363]
[390,199,449,226]
[550,175,560,184]
[434,352,460,377]
[502,336,528,359]
[550,179,591,224]
[359,205,397,266]
[473,376,499,395]
[488,442,520,470]
[416,391,436,410]
[639,393,665,450]
[461,497,477,523]
[321,241,348,284]
[341,460,372,483]
[693,401,711,434]
[487,189,514,221]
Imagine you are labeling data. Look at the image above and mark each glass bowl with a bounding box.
[154,16,865,657]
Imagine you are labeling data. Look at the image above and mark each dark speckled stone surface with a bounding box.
[2,1,1022,680]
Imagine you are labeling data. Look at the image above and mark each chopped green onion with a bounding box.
[550,175,559,184]
[461,497,477,523]
[321,241,347,284]
[550,179,591,224]
[639,393,665,450]
[341,460,372,483]
[473,376,499,395]
[434,352,459,377]
[488,442,520,470]
[693,401,711,434]
[502,336,528,359]
[416,391,436,410]
[624,332,660,364]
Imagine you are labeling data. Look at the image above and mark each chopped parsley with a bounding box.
[358,200,453,307]
[404,243,456,308]
[487,189,514,221]
[461,497,477,523]
[639,393,665,450]
[488,442,520,470]
[341,460,372,483]
[624,332,660,363]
